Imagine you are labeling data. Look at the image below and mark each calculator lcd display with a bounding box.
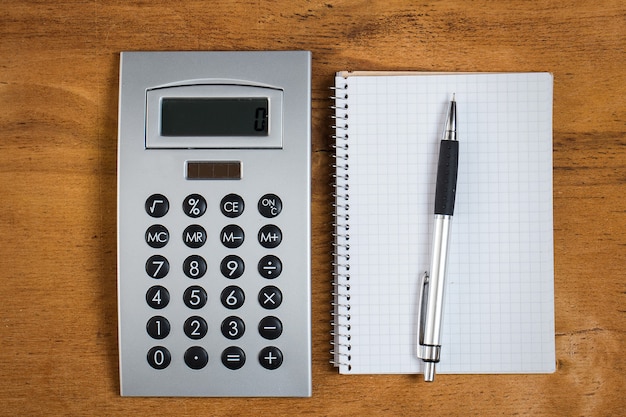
[161,98,269,137]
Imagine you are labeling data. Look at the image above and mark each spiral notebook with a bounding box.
[331,72,555,375]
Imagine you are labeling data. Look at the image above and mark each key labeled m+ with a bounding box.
[258,225,282,248]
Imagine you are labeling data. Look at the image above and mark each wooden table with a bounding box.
[1,1,624,415]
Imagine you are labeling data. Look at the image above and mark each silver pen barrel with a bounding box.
[419,214,452,380]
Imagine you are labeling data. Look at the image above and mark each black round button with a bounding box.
[183,194,207,218]
[258,194,282,218]
[258,286,282,310]
[146,285,170,309]
[147,346,171,370]
[220,194,245,218]
[258,225,282,248]
[221,316,245,340]
[184,346,209,370]
[146,316,170,339]
[183,224,207,248]
[220,225,245,248]
[183,255,207,279]
[221,346,246,370]
[259,346,283,370]
[145,225,169,248]
[146,194,169,218]
[184,316,208,340]
[258,316,283,340]
[221,286,245,309]
[145,255,169,279]
[183,285,207,309]
[258,255,282,279]
[220,255,245,279]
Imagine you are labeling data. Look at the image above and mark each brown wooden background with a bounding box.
[1,1,624,415]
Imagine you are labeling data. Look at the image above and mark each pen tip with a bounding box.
[423,362,435,382]
[452,93,456,102]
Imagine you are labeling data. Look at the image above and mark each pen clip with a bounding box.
[416,271,430,351]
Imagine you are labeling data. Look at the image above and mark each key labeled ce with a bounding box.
[221,194,245,218]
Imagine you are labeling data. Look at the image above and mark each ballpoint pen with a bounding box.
[417,94,458,382]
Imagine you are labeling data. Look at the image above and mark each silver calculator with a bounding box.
[117,51,311,397]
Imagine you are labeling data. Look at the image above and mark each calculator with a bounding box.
[117,51,311,397]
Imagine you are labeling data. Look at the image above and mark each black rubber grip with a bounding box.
[434,140,459,216]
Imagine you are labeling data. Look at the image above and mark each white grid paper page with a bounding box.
[333,73,555,374]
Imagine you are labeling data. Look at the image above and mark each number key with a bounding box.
[183,285,207,309]
[147,346,171,370]
[221,316,245,340]
[146,255,169,279]
[184,316,208,340]
[183,255,207,279]
[220,255,244,279]
[146,285,170,309]
[146,316,170,339]
[221,286,245,309]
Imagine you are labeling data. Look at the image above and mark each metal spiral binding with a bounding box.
[330,82,352,370]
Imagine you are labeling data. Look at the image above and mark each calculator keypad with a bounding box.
[143,193,286,371]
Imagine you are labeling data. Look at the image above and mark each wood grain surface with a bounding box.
[0,1,624,415]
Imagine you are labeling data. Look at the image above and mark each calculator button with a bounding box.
[258,255,282,279]
[258,316,283,340]
[146,316,170,339]
[183,224,207,248]
[258,225,282,248]
[183,255,207,279]
[184,316,208,340]
[258,286,282,309]
[184,346,209,370]
[183,194,207,218]
[221,316,245,340]
[145,225,169,248]
[220,193,245,218]
[220,255,245,279]
[221,285,245,309]
[259,346,283,370]
[145,255,169,279]
[183,285,208,309]
[145,194,169,218]
[220,225,245,248]
[258,194,282,218]
[146,285,170,309]
[221,346,246,370]
[147,346,171,370]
